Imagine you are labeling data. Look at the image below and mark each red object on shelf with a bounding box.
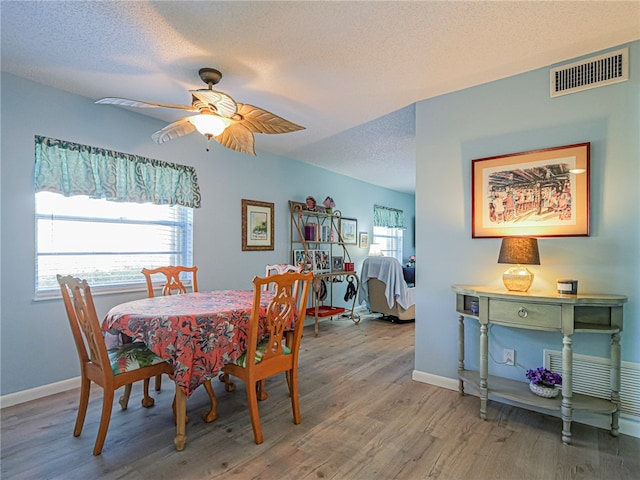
[344,262,354,271]
[305,306,345,317]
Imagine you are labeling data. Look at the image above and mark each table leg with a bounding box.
[561,334,573,445]
[610,331,621,437]
[458,314,465,395]
[479,323,488,420]
[173,385,187,451]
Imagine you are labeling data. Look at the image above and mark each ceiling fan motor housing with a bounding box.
[199,68,222,86]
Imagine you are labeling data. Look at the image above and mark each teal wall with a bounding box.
[0,72,415,396]
[414,42,639,383]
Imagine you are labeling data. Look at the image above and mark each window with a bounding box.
[372,204,405,263]
[372,226,403,263]
[35,192,193,298]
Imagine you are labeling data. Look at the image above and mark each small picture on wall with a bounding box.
[358,232,369,249]
[339,218,357,245]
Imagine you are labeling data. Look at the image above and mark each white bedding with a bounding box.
[358,256,415,309]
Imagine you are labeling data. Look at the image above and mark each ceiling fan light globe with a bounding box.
[189,114,229,137]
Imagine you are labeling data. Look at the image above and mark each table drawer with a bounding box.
[488,299,561,329]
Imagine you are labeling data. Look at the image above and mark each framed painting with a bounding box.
[358,232,369,249]
[472,143,590,238]
[241,199,274,250]
[339,217,358,244]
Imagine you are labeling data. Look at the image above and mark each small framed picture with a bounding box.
[314,249,330,273]
[332,256,344,272]
[358,232,369,249]
[339,217,357,244]
[293,249,313,271]
[241,199,274,251]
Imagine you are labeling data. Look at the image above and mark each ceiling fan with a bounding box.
[96,68,305,155]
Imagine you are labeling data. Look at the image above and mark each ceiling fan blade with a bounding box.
[190,89,238,118]
[151,117,197,144]
[215,123,256,156]
[235,103,305,134]
[96,97,197,112]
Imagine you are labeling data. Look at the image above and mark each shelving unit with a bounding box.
[289,201,360,335]
[452,284,627,444]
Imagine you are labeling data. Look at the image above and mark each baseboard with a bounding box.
[412,369,640,439]
[0,377,81,409]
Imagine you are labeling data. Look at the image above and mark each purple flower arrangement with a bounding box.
[525,367,562,387]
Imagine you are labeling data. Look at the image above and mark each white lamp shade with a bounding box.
[189,114,230,137]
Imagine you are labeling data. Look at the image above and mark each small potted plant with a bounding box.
[408,255,416,267]
[526,367,562,398]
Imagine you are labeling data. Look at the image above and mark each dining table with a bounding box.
[102,289,275,451]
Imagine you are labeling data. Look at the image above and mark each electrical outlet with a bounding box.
[503,348,515,366]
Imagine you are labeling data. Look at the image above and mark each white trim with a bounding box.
[412,369,639,439]
[0,377,80,409]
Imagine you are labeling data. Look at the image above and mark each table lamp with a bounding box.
[497,237,540,292]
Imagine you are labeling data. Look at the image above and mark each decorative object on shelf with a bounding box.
[526,367,562,398]
[241,199,274,251]
[471,142,590,238]
[408,255,416,266]
[358,232,369,249]
[470,300,479,315]
[332,256,344,272]
[497,237,540,291]
[323,196,335,214]
[557,279,578,295]
[305,196,317,211]
[96,67,304,154]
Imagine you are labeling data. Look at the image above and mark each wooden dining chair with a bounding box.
[220,271,312,444]
[57,275,174,455]
[141,265,199,298]
[264,264,302,291]
[140,265,218,423]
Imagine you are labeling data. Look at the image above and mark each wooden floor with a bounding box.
[2,315,639,479]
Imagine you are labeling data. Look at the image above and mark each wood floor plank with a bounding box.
[2,317,639,480]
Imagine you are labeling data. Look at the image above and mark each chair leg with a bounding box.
[118,384,132,410]
[257,379,269,401]
[93,388,114,455]
[202,380,217,423]
[141,378,155,408]
[74,376,91,437]
[289,368,301,425]
[155,374,162,392]
[246,381,263,444]
[219,372,236,392]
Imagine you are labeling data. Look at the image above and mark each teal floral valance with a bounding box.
[373,204,405,229]
[34,135,201,208]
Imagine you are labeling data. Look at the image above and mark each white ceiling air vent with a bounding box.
[550,47,628,97]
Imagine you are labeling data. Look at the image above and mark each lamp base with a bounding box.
[502,266,534,292]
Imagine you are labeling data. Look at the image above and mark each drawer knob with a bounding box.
[518,307,528,318]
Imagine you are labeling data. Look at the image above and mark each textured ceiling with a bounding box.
[2,1,639,194]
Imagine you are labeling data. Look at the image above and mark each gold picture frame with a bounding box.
[241,199,274,250]
[472,143,590,238]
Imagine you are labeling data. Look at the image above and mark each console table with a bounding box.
[451,285,627,444]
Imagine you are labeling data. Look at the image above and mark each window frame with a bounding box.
[34,192,194,300]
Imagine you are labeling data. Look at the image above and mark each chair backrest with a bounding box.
[141,265,198,297]
[264,264,302,291]
[57,274,110,376]
[248,271,312,364]
[265,264,302,276]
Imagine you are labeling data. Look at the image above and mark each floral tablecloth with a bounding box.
[102,290,273,396]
